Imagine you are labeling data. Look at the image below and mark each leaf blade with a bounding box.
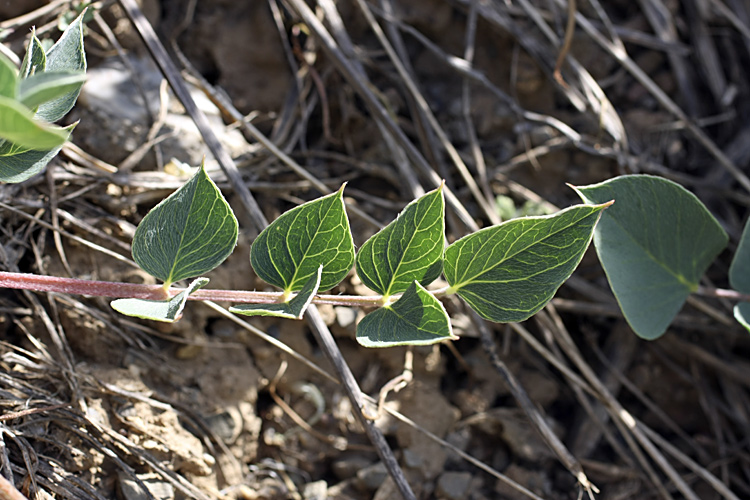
[575,174,728,339]
[111,277,209,322]
[730,216,750,294]
[0,124,74,182]
[445,203,610,322]
[250,185,354,293]
[0,95,71,150]
[19,31,46,78]
[355,186,445,298]
[131,163,238,286]
[230,265,321,319]
[18,71,87,110]
[0,53,17,100]
[356,281,456,347]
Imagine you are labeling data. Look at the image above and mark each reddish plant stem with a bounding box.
[695,285,750,303]
[0,271,385,307]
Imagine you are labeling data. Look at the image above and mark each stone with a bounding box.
[435,471,473,500]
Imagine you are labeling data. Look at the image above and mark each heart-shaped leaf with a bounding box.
[357,281,455,347]
[575,175,727,340]
[250,185,354,293]
[356,185,444,299]
[445,202,611,323]
[35,11,86,123]
[20,31,46,78]
[230,265,321,319]
[0,95,72,150]
[111,277,209,322]
[132,162,238,286]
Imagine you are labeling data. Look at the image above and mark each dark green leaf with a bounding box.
[734,303,750,333]
[18,71,87,110]
[575,175,727,340]
[35,12,86,122]
[0,53,17,99]
[445,203,610,323]
[356,281,455,348]
[19,32,46,78]
[730,217,750,293]
[356,186,444,298]
[230,265,321,319]
[0,96,72,150]
[111,277,208,322]
[0,125,73,182]
[132,162,238,286]
[250,185,354,293]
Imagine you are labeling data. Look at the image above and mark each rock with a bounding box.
[494,464,551,500]
[435,471,473,500]
[302,480,328,500]
[355,462,388,491]
[117,472,174,500]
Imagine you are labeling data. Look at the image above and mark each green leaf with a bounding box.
[0,124,74,182]
[445,203,610,323]
[19,32,46,78]
[111,277,208,322]
[0,53,17,99]
[730,216,750,293]
[575,175,728,340]
[18,71,87,110]
[35,11,86,123]
[0,95,72,150]
[131,162,238,286]
[356,185,444,298]
[250,185,354,293]
[230,265,321,319]
[356,281,456,347]
[733,303,750,333]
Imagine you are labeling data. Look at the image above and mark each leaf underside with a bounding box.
[356,186,444,298]
[250,185,354,293]
[131,163,238,286]
[111,277,209,323]
[575,175,727,340]
[445,203,610,323]
[230,266,322,319]
[356,281,455,348]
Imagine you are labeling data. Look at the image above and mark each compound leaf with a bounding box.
[357,281,455,348]
[132,162,238,286]
[250,185,354,293]
[35,11,86,123]
[730,216,750,293]
[575,175,727,340]
[19,32,46,78]
[356,185,444,298]
[445,203,610,323]
[0,54,17,99]
[18,71,87,110]
[0,95,72,150]
[111,277,208,323]
[230,265,321,319]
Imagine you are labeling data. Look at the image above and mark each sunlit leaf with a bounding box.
[0,53,17,99]
[18,71,87,110]
[575,175,727,340]
[19,31,46,78]
[357,281,455,347]
[445,203,610,323]
[230,265,321,319]
[250,185,354,293]
[356,185,444,298]
[35,11,86,123]
[0,96,72,150]
[132,162,238,286]
[111,277,208,322]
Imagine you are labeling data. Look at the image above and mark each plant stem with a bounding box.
[0,271,388,307]
[695,285,750,303]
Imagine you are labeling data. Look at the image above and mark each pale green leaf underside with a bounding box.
[132,163,238,286]
[729,217,750,294]
[0,54,17,99]
[356,186,444,298]
[111,277,209,323]
[575,175,727,340]
[35,11,86,123]
[0,95,71,150]
[445,203,609,323]
[251,185,354,293]
[230,265,321,319]
[733,303,750,333]
[356,281,456,347]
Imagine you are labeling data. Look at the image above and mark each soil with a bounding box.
[1,1,750,499]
